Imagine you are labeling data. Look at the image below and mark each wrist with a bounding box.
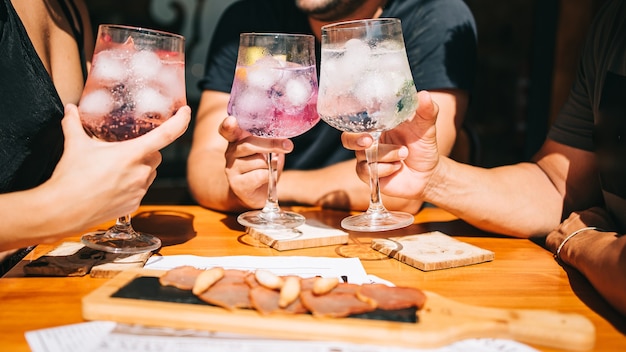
[421,156,449,203]
[554,226,605,265]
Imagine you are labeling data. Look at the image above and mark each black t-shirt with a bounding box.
[547,0,626,230]
[199,0,477,170]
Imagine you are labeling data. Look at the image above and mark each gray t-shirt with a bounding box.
[547,0,626,230]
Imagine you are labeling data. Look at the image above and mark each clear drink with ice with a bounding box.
[317,18,417,232]
[79,25,186,142]
[318,38,417,133]
[227,55,319,138]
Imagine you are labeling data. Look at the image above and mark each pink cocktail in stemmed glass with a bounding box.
[78,24,186,253]
[227,33,319,230]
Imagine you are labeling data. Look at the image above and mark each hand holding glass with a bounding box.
[78,24,186,253]
[317,18,418,231]
[227,33,319,230]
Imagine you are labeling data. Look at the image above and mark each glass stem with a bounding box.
[365,134,388,218]
[112,214,134,234]
[261,152,281,218]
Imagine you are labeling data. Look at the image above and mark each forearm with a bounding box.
[0,186,84,251]
[425,158,563,237]
[187,148,246,213]
[280,160,422,213]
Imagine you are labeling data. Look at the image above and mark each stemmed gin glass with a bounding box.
[78,24,186,253]
[228,33,319,230]
[318,18,418,232]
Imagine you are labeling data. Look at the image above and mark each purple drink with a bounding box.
[227,57,319,138]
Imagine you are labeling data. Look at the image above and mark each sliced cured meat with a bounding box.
[219,269,250,284]
[197,282,252,310]
[300,289,376,318]
[356,284,427,310]
[249,285,309,315]
[331,282,360,294]
[244,272,260,288]
[158,265,203,290]
[195,269,253,310]
[157,267,427,321]
[300,277,317,291]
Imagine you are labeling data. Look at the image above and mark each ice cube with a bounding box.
[246,56,285,90]
[319,58,353,94]
[354,73,397,109]
[324,40,370,89]
[231,87,273,123]
[284,76,312,107]
[377,50,411,74]
[129,50,162,81]
[344,39,371,68]
[78,89,115,120]
[90,49,129,85]
[151,61,186,102]
[246,68,282,91]
[133,87,171,119]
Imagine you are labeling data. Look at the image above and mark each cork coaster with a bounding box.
[247,220,349,251]
[371,231,494,271]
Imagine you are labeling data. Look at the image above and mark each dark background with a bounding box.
[84,0,608,204]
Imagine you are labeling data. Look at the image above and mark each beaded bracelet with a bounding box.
[554,226,604,263]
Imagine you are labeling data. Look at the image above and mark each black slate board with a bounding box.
[112,276,417,323]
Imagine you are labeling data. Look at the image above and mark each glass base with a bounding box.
[335,243,390,260]
[237,209,305,230]
[341,210,414,232]
[81,230,162,254]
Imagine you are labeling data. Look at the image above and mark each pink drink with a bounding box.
[227,59,319,138]
[79,36,186,142]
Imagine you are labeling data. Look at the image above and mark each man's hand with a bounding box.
[219,116,293,209]
[340,90,440,200]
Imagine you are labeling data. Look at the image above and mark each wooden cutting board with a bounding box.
[82,268,595,351]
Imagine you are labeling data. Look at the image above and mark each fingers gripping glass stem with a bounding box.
[263,152,282,217]
[340,134,414,231]
[366,135,385,213]
[318,18,417,232]
[236,152,306,229]
[230,32,318,230]
[78,24,185,254]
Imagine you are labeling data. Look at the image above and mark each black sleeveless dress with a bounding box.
[0,0,85,193]
[0,0,86,274]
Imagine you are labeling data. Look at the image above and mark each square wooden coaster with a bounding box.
[371,231,494,271]
[247,220,349,251]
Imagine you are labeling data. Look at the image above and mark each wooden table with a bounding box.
[1,205,624,351]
